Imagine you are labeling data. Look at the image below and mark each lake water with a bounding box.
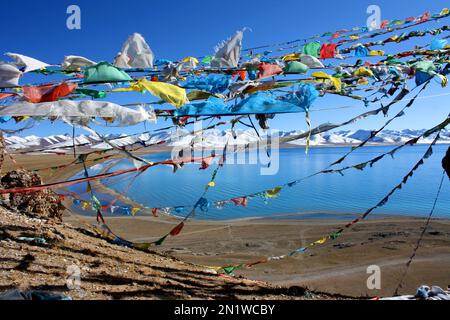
[77,144,450,221]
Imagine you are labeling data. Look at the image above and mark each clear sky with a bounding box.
[1,0,449,137]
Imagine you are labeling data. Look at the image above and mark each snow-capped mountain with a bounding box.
[4,128,450,154]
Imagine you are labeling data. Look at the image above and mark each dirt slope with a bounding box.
[0,207,346,300]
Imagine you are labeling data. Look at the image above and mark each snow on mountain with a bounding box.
[4,128,450,153]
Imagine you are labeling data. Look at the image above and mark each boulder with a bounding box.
[0,169,65,221]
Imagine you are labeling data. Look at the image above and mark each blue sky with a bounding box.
[1,0,449,137]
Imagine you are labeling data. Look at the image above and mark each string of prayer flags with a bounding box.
[210,132,445,276]
[146,140,232,247]
[2,8,450,273]
[123,113,449,226]
[329,81,431,167]
[0,100,153,126]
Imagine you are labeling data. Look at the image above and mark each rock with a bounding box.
[443,147,450,179]
[333,242,355,249]
[0,169,65,221]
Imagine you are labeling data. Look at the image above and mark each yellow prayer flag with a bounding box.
[353,67,374,77]
[314,237,327,245]
[311,72,341,91]
[369,50,385,56]
[282,53,300,62]
[112,79,188,108]
[182,56,199,63]
[265,186,282,198]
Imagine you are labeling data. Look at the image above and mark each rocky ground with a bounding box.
[0,206,348,300]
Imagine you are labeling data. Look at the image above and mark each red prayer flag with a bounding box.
[23,83,78,103]
[419,11,431,23]
[0,93,16,101]
[170,222,185,236]
[231,197,248,207]
[258,63,283,79]
[320,44,338,59]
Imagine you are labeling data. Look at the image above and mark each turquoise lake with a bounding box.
[76,144,450,220]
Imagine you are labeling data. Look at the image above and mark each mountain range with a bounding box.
[4,128,450,154]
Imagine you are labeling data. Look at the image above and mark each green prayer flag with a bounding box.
[302,42,321,58]
[84,62,132,84]
[284,61,309,74]
[329,230,343,240]
[154,235,168,246]
[353,163,367,171]
[222,265,243,275]
[91,195,102,211]
[202,56,213,65]
[75,88,107,99]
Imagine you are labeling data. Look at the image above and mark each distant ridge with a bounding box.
[5,129,450,153]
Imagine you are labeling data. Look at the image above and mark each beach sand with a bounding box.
[65,215,450,298]
[3,152,450,298]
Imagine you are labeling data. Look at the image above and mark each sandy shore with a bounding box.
[65,214,450,298]
[3,152,450,298]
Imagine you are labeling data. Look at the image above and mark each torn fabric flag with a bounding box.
[211,29,245,68]
[114,33,154,69]
[6,53,50,73]
[0,63,22,88]
[0,100,152,126]
[62,55,97,70]
[183,74,232,94]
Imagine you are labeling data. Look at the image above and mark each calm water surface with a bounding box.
[73,145,450,220]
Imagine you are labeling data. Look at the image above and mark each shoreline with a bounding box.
[65,213,450,297]
[3,150,450,298]
[6,140,450,155]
